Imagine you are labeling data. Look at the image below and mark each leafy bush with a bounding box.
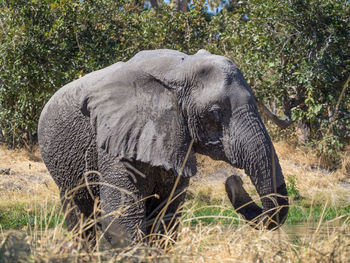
[0,0,348,162]
[211,0,349,162]
[0,0,209,146]
[286,174,302,200]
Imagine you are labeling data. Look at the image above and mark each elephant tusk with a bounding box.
[204,140,221,146]
[123,161,147,179]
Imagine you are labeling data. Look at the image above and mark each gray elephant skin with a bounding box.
[38,49,289,247]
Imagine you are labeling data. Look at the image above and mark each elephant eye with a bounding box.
[210,109,221,122]
[207,105,222,123]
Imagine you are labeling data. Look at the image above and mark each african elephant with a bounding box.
[38,49,289,248]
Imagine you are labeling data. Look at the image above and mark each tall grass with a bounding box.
[1,143,349,262]
[1,175,350,261]
[1,199,349,262]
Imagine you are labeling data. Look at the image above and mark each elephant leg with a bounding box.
[59,140,99,249]
[72,192,99,247]
[99,183,146,247]
[145,173,190,238]
[39,108,100,247]
[60,191,81,233]
[98,151,153,247]
[60,188,98,249]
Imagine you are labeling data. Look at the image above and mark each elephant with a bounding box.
[38,49,289,248]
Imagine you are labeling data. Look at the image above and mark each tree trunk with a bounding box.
[296,120,310,144]
[0,129,4,143]
[176,0,188,12]
[150,0,158,8]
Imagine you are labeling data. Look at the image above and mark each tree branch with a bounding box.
[327,75,350,135]
[256,101,293,129]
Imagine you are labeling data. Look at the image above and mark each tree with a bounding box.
[0,0,135,146]
[0,0,348,164]
[150,0,158,8]
[210,0,349,161]
[176,0,188,11]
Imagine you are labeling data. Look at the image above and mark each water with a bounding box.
[283,220,346,239]
[219,218,348,242]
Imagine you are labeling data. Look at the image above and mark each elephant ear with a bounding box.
[83,65,196,177]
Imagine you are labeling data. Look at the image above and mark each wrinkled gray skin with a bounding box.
[38,49,288,248]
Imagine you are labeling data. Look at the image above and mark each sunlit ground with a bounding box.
[0,142,349,262]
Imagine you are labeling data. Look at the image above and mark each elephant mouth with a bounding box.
[225,175,289,230]
[203,140,221,146]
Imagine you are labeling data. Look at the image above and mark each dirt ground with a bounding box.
[0,142,349,205]
[0,142,349,262]
[0,145,58,204]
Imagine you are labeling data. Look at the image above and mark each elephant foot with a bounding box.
[101,222,134,249]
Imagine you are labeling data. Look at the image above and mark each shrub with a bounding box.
[0,0,348,161]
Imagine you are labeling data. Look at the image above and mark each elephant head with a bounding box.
[83,49,289,229]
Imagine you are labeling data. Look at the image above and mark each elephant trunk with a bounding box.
[223,104,289,229]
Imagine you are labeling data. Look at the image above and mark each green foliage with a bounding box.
[0,0,210,146]
[0,0,348,159]
[0,202,63,230]
[286,175,302,200]
[183,202,240,225]
[183,199,350,226]
[216,0,349,163]
[0,0,138,146]
[286,203,350,224]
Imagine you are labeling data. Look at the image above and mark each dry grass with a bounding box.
[0,144,59,206]
[171,219,350,263]
[193,141,350,206]
[1,141,348,207]
[0,144,45,175]
[274,141,350,206]
[338,151,350,179]
[0,142,350,262]
[1,204,349,262]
